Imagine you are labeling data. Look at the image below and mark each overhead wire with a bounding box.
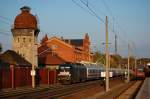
[0,15,13,25]
[0,15,12,22]
[0,15,14,50]
[72,0,136,57]
[80,0,105,23]
[100,0,136,56]
[71,0,95,17]
[0,31,11,36]
[0,16,13,37]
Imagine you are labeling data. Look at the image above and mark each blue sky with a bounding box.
[0,0,150,58]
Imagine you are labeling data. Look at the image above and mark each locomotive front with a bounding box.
[57,64,72,84]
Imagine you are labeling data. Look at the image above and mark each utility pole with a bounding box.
[135,57,137,70]
[115,34,117,55]
[134,56,137,80]
[31,33,36,88]
[105,16,109,92]
[109,55,111,68]
[127,44,130,83]
[113,17,117,55]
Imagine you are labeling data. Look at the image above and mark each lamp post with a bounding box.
[31,34,37,88]
[105,16,110,92]
[127,44,130,83]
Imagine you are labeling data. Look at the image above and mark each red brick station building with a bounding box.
[38,33,93,68]
[0,6,93,88]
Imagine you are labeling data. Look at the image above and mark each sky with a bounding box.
[0,0,150,58]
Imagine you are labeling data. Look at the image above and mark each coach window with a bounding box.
[89,70,91,73]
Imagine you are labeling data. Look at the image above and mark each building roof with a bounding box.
[46,37,73,48]
[64,39,83,47]
[13,6,37,29]
[0,50,31,67]
[38,52,66,65]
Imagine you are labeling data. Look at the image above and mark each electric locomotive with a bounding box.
[134,66,145,79]
[57,62,86,84]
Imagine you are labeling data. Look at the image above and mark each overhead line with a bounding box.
[100,0,133,46]
[80,0,105,23]
[0,15,13,22]
[101,0,113,19]
[0,31,11,36]
[88,0,133,56]
[0,15,13,26]
[72,0,94,17]
[102,0,136,54]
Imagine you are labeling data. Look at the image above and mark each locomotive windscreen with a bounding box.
[59,65,70,72]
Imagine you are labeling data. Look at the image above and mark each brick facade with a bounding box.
[38,33,93,65]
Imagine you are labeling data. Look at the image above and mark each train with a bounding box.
[57,62,127,84]
[133,66,145,79]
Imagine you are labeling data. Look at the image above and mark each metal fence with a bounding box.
[0,65,57,89]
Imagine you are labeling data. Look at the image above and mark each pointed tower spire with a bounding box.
[41,34,48,44]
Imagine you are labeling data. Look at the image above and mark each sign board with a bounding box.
[109,72,113,77]
[101,72,113,77]
[125,71,127,75]
[101,72,106,77]
[31,70,36,76]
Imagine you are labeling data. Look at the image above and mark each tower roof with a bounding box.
[13,6,37,29]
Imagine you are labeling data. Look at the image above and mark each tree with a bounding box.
[93,51,105,65]
[110,54,122,68]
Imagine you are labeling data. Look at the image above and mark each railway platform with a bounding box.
[135,77,150,99]
[88,80,142,99]
[116,81,142,99]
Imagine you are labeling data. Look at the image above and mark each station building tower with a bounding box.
[11,6,40,67]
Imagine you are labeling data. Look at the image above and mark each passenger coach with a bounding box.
[57,62,126,84]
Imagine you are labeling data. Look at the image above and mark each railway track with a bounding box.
[0,80,102,99]
[0,84,63,98]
